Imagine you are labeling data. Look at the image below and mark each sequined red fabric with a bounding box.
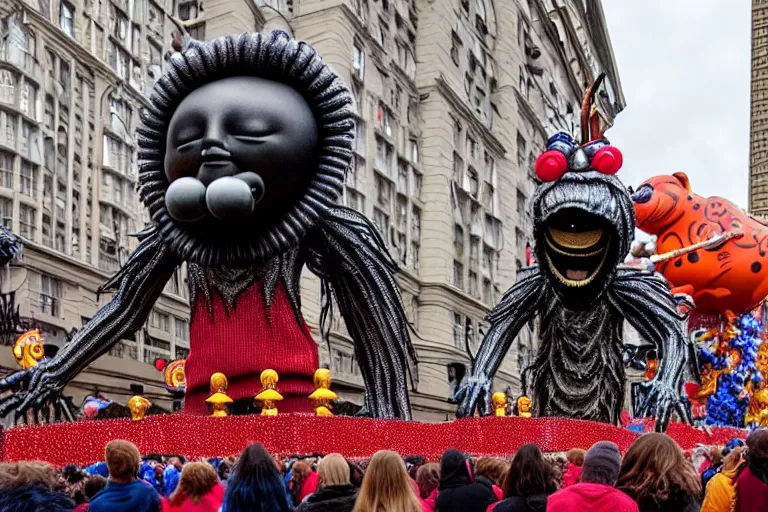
[0,415,745,467]
[184,280,318,415]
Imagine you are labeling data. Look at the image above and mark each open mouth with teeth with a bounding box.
[543,208,612,287]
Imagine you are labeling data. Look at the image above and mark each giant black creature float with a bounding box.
[0,31,417,421]
[455,75,691,431]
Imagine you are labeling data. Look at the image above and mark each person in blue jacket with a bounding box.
[88,440,160,512]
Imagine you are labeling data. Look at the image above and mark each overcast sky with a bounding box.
[601,1,751,208]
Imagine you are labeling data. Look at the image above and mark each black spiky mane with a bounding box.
[136,31,354,267]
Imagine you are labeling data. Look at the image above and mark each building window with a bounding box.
[377,104,393,138]
[412,170,422,199]
[466,166,479,198]
[175,346,190,360]
[40,274,62,317]
[453,260,464,289]
[0,150,13,188]
[466,136,477,161]
[483,277,493,304]
[178,0,199,20]
[452,312,464,348]
[517,189,527,217]
[375,137,393,174]
[409,138,419,163]
[454,224,465,258]
[20,82,37,119]
[345,188,365,211]
[188,22,206,40]
[20,161,36,196]
[0,198,11,228]
[19,205,35,238]
[353,44,365,80]
[372,207,390,243]
[60,1,75,37]
[4,114,17,149]
[469,270,479,297]
[175,318,189,340]
[0,70,15,105]
[150,311,170,332]
[451,31,462,66]
[375,173,392,208]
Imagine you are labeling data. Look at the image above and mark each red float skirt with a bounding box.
[183,280,318,414]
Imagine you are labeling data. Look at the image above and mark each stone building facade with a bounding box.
[0,0,623,423]
[751,0,768,215]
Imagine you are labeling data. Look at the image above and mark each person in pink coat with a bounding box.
[547,442,638,512]
[161,463,224,512]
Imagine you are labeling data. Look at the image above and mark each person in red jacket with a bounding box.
[735,429,768,512]
[561,449,586,488]
[547,442,638,512]
[161,462,224,512]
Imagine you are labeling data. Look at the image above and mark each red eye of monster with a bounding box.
[535,150,568,182]
[592,146,623,175]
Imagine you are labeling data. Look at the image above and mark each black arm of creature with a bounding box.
[454,267,545,417]
[307,206,418,421]
[608,268,692,432]
[0,228,180,422]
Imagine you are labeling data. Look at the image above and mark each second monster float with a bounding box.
[0,32,417,421]
[455,76,693,431]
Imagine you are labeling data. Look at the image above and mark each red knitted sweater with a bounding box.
[184,280,318,415]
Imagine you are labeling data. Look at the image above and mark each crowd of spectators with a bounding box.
[1,429,767,512]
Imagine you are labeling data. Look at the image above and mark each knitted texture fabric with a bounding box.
[185,279,318,415]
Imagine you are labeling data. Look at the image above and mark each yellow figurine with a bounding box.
[746,343,768,428]
[517,395,533,418]
[127,395,151,420]
[491,392,508,417]
[308,368,338,416]
[746,387,768,428]
[13,330,45,369]
[255,369,283,416]
[205,372,234,417]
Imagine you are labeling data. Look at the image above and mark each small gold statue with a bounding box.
[746,387,768,428]
[517,395,533,418]
[255,369,283,416]
[205,372,234,417]
[309,368,338,416]
[127,395,151,420]
[13,330,45,369]
[491,392,508,417]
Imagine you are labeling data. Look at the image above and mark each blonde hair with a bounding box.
[353,450,422,512]
[0,461,60,491]
[318,453,350,487]
[170,462,219,506]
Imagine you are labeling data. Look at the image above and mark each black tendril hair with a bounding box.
[136,31,354,268]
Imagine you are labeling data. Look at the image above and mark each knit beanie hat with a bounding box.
[580,441,622,485]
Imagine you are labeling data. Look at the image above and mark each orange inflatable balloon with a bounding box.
[633,172,768,315]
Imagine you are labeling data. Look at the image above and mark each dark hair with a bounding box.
[218,461,232,481]
[503,444,557,499]
[144,453,163,464]
[617,433,701,510]
[62,465,84,484]
[84,475,107,499]
[222,443,292,512]
[746,429,768,482]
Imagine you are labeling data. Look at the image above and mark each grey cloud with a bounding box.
[602,1,751,208]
